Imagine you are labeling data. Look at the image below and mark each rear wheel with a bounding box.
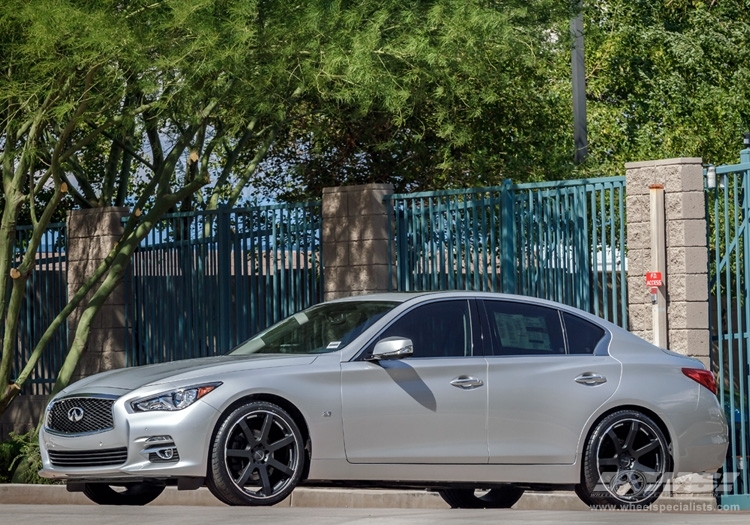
[207,401,305,506]
[82,482,165,505]
[438,486,524,509]
[577,410,670,508]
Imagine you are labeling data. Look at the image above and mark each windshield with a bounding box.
[229,301,398,355]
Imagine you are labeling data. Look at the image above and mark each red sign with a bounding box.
[645,271,663,287]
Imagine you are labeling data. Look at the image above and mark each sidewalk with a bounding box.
[0,484,717,510]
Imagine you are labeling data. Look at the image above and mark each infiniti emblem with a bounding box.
[67,407,84,423]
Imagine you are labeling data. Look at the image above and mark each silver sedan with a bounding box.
[39,292,728,509]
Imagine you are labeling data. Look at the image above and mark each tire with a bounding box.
[438,486,525,509]
[207,401,305,506]
[82,482,165,505]
[577,410,670,508]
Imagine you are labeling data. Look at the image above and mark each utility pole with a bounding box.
[571,5,588,164]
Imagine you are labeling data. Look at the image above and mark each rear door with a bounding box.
[481,299,621,464]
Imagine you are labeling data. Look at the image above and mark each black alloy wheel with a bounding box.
[577,409,670,508]
[207,401,305,506]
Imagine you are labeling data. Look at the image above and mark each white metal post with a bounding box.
[649,184,668,347]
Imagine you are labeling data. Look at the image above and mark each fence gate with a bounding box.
[709,149,750,508]
[126,203,323,366]
[387,177,628,327]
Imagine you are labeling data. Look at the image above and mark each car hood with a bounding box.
[57,354,319,396]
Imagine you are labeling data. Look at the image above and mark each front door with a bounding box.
[341,299,489,464]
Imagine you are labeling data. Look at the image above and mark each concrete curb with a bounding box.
[0,484,717,510]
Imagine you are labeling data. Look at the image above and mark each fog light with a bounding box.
[156,448,175,460]
[146,446,180,463]
[140,436,180,463]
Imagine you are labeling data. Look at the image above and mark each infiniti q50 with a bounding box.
[39,292,728,509]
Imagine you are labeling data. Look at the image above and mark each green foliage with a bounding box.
[583,0,750,172]
[1,0,287,415]
[0,430,53,484]
[253,0,578,200]
[0,433,23,482]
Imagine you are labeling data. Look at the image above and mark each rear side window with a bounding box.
[563,312,606,355]
[483,301,565,356]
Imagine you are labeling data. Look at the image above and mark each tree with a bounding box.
[1,0,579,416]
[254,0,577,200]
[0,0,286,414]
[582,0,750,174]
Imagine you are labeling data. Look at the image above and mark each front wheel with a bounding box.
[207,401,305,506]
[577,410,670,508]
[82,482,165,505]
[438,486,524,508]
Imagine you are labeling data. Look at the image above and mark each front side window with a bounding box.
[369,300,473,358]
[230,301,398,355]
[483,300,565,356]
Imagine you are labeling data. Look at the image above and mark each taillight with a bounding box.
[682,368,717,395]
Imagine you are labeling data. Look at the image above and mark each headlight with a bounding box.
[131,382,222,412]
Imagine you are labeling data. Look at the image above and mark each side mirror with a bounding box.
[367,336,414,361]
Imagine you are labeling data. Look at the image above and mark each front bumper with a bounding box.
[39,397,219,481]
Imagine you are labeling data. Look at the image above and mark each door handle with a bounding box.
[450,376,484,389]
[575,373,607,386]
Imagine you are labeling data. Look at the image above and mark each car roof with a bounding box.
[327,290,574,308]
[326,291,624,332]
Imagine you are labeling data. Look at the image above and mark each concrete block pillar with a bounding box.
[625,159,710,367]
[322,184,394,301]
[66,207,130,381]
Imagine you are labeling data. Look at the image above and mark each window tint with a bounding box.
[563,312,606,355]
[373,300,473,358]
[483,301,565,356]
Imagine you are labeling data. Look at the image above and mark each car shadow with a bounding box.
[378,360,437,412]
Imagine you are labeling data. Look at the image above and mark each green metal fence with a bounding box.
[12,223,68,395]
[387,177,628,327]
[126,203,323,366]
[708,150,750,508]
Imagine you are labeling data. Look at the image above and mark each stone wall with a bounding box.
[322,184,394,300]
[624,158,709,366]
[66,207,131,382]
[0,207,131,439]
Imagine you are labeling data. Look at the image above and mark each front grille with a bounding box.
[46,397,115,435]
[48,447,128,467]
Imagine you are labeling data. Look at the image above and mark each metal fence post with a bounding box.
[217,206,232,352]
[500,179,517,294]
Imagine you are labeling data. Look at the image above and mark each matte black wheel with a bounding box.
[82,482,165,505]
[438,486,524,509]
[207,401,305,506]
[577,410,670,508]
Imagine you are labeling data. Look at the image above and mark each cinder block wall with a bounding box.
[66,207,130,382]
[322,184,394,300]
[624,158,710,367]
[0,207,130,439]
